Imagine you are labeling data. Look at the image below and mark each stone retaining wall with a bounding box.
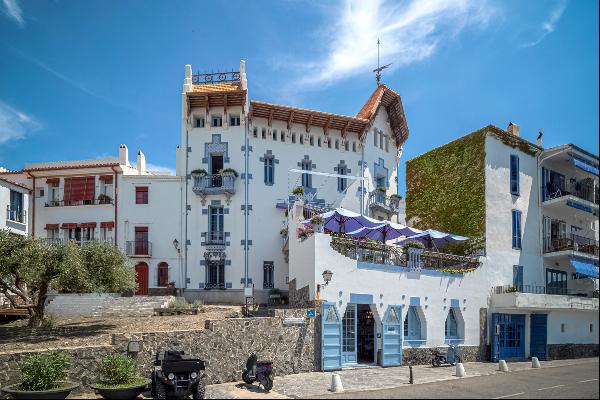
[548,344,599,360]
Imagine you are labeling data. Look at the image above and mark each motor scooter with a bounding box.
[431,344,462,367]
[242,353,274,391]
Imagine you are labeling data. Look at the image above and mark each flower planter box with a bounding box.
[91,379,150,400]
[1,382,79,400]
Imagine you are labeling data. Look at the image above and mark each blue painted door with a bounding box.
[491,313,525,361]
[530,314,548,361]
[322,302,342,370]
[381,305,403,366]
[342,304,358,365]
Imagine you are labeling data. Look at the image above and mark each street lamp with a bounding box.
[322,270,333,286]
[173,239,180,253]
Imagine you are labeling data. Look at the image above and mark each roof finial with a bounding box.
[373,38,392,86]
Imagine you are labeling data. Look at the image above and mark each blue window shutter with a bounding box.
[513,265,523,288]
[512,210,522,249]
[510,155,520,195]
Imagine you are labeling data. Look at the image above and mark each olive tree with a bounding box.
[0,229,136,320]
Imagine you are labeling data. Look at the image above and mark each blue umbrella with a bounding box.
[396,229,468,249]
[303,208,381,233]
[347,222,422,242]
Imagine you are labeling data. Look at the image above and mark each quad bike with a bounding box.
[151,350,206,399]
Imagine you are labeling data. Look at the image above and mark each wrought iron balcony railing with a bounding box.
[543,181,599,205]
[6,206,26,224]
[206,231,226,246]
[330,237,480,273]
[494,285,598,299]
[44,197,114,207]
[43,238,114,246]
[367,191,401,215]
[192,71,240,85]
[125,241,152,256]
[191,173,236,197]
[543,234,599,257]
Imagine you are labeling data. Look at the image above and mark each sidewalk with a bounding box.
[206,358,598,399]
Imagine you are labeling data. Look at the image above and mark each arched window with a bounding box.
[445,309,459,339]
[157,262,169,287]
[403,306,422,340]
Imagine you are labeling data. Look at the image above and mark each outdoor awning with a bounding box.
[570,259,599,279]
[44,223,59,230]
[100,221,114,229]
[61,223,77,229]
[573,158,599,176]
[80,222,97,228]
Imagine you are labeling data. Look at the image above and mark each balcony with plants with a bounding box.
[191,168,237,199]
[368,188,402,216]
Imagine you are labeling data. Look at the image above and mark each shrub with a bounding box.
[20,351,71,391]
[28,315,56,330]
[403,241,425,251]
[97,354,145,388]
[310,215,324,225]
[167,297,204,310]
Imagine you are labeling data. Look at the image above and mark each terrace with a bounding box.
[191,173,236,197]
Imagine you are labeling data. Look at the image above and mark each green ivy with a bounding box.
[406,130,487,254]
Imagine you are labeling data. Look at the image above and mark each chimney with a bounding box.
[537,129,543,147]
[183,64,192,93]
[119,144,129,166]
[137,151,146,175]
[507,122,520,137]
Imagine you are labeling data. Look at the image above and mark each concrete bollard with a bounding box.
[532,357,541,368]
[330,373,344,393]
[499,360,509,372]
[455,362,466,378]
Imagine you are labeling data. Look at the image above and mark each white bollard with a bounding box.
[498,360,509,372]
[532,357,541,368]
[455,362,466,378]
[330,373,344,393]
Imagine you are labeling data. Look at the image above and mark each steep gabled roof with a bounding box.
[356,84,409,147]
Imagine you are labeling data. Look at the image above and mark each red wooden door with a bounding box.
[135,263,149,295]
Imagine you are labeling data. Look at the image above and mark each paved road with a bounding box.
[311,358,599,399]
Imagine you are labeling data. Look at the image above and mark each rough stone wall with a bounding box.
[288,279,311,308]
[403,345,481,365]
[478,308,490,361]
[547,344,599,360]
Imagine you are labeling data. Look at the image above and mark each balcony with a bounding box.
[544,234,599,260]
[492,285,599,311]
[330,236,480,273]
[191,173,236,200]
[125,241,152,256]
[6,206,26,224]
[45,196,114,207]
[367,191,400,216]
[543,181,599,215]
[43,238,114,246]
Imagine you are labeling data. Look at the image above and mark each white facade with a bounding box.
[0,171,30,236]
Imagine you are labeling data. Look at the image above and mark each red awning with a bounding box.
[80,222,97,228]
[61,223,77,229]
[100,221,115,229]
[99,175,113,183]
[45,223,59,230]
[64,176,95,203]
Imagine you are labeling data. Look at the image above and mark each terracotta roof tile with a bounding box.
[191,83,242,93]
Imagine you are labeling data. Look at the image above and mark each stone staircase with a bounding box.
[46,294,174,317]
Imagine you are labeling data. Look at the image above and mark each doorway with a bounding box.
[134,262,149,295]
[341,303,375,366]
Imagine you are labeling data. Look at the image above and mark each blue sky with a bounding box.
[1,0,598,194]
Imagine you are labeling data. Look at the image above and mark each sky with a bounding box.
[0,0,598,194]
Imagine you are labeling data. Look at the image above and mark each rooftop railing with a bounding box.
[543,234,599,257]
[494,285,598,299]
[192,71,240,85]
[330,236,480,273]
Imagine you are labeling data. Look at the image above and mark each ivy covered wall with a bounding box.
[406,128,487,253]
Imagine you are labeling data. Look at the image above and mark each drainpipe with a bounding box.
[184,123,190,290]
[111,167,118,244]
[360,144,365,215]
[244,117,249,287]
[29,173,35,237]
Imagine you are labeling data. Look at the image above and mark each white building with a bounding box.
[0,169,30,236]
[22,146,184,295]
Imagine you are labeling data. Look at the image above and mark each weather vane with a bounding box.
[373,38,392,86]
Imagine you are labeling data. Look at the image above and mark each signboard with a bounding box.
[244,287,253,298]
[283,317,306,326]
[306,309,316,318]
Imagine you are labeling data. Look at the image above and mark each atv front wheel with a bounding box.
[242,371,254,384]
[260,375,274,392]
[193,382,206,399]
[155,380,167,399]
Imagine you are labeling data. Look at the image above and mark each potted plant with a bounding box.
[292,186,304,197]
[98,193,113,205]
[403,241,425,254]
[1,351,79,399]
[91,354,149,400]
[190,168,208,175]
[218,167,239,178]
[296,224,314,241]
[310,215,325,232]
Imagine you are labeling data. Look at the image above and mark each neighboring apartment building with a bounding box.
[22,146,184,295]
[405,123,599,362]
[178,61,408,303]
[0,169,30,236]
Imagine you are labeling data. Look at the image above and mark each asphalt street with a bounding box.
[310,358,599,399]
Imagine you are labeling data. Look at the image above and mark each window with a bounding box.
[280,131,285,142]
[342,307,356,353]
[264,156,275,185]
[511,210,522,249]
[445,309,459,339]
[253,127,258,138]
[272,129,277,141]
[157,262,169,287]
[263,262,274,289]
[513,265,523,290]
[134,227,149,255]
[301,159,312,188]
[344,141,349,151]
[318,137,322,147]
[211,115,222,127]
[385,136,389,152]
[136,186,148,204]
[291,132,296,143]
[63,177,95,205]
[510,154,520,195]
[229,115,240,126]
[352,142,357,152]
[379,133,384,149]
[546,268,567,295]
[206,260,225,289]
[590,324,594,333]
[337,166,347,192]
[561,323,565,333]
[208,206,224,244]
[327,139,332,149]
[47,227,60,240]
[195,117,205,128]
[8,190,24,222]
[300,134,304,144]
[335,139,339,150]
[404,306,422,340]
[309,136,314,146]
[374,130,378,147]
[99,176,113,204]
[261,128,266,139]
[101,227,113,242]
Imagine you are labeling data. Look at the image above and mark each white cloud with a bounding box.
[295,0,495,87]
[2,0,24,26]
[0,101,40,144]
[520,0,567,48]
[146,163,175,176]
